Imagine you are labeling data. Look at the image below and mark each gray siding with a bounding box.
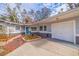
[0,22,21,34]
[0,22,7,34]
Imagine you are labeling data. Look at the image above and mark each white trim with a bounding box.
[73,20,76,44]
[8,32,21,34]
[39,31,51,33]
[31,31,38,32]
[31,31,51,34]
[76,34,79,36]
[51,24,54,38]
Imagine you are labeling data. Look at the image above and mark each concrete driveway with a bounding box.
[6,39,79,56]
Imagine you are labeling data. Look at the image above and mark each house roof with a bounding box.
[0,7,79,26]
[0,19,29,26]
[0,16,32,26]
[29,7,79,25]
[22,16,33,25]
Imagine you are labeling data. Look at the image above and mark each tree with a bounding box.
[5,4,18,22]
[35,10,41,20]
[67,3,74,9]
[0,3,28,23]
[16,3,28,23]
[0,4,18,22]
[28,9,35,20]
[41,7,51,20]
[16,3,22,11]
[29,6,52,21]
[74,3,79,7]
[67,3,79,9]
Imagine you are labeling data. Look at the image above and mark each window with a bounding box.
[16,26,20,30]
[44,26,47,31]
[39,26,43,31]
[31,27,37,31]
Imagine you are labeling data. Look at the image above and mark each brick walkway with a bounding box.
[0,35,25,56]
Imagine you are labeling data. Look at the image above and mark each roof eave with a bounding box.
[30,7,79,25]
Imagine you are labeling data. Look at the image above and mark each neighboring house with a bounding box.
[29,7,79,44]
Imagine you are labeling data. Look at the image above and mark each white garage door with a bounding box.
[51,20,75,42]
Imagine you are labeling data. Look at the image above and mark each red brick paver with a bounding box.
[0,35,26,56]
[4,38,25,51]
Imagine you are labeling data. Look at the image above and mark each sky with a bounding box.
[0,3,68,21]
[0,3,66,14]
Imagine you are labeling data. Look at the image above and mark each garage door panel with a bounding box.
[51,20,74,42]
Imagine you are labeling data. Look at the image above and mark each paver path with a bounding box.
[0,35,25,56]
[4,38,25,51]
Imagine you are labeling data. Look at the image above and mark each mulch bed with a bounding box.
[0,34,17,42]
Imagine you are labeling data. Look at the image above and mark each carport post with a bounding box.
[73,20,76,44]
[25,26,26,34]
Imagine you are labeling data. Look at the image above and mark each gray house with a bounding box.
[29,7,79,44]
[0,16,32,35]
[0,7,79,44]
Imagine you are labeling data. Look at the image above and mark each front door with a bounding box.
[25,27,30,34]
